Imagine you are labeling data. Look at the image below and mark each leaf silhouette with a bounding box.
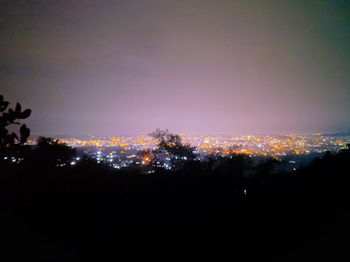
[7,109,17,122]
[0,94,32,148]
[0,101,9,112]
[15,103,21,114]
[19,109,31,119]
[20,124,30,144]
[11,132,18,140]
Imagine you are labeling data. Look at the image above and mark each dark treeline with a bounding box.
[1,95,350,261]
[1,137,350,260]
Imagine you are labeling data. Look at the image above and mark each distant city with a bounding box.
[23,133,350,172]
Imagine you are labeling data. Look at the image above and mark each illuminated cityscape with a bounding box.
[23,133,350,171]
[27,133,349,157]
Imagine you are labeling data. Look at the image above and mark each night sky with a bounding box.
[1,0,350,136]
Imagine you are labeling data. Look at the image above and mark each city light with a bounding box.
[21,133,350,171]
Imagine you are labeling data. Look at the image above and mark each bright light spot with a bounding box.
[144,156,151,162]
[70,161,76,166]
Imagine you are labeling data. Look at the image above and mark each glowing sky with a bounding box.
[1,0,350,136]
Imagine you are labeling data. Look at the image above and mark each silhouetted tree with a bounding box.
[0,95,31,149]
[149,129,196,169]
[35,137,76,167]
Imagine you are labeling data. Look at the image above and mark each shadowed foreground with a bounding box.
[0,143,350,261]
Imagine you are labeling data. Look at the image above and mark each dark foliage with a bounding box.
[0,95,31,148]
[1,143,350,261]
[34,137,77,168]
[150,128,196,169]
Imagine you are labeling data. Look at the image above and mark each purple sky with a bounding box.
[1,0,350,136]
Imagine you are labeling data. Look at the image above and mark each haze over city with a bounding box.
[1,0,350,136]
